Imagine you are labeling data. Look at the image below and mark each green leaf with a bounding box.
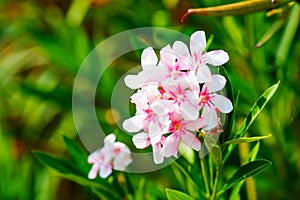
[63,136,89,169]
[172,160,206,198]
[224,159,272,190]
[255,19,285,48]
[276,3,300,66]
[223,134,271,145]
[211,144,223,169]
[34,151,82,176]
[224,82,279,162]
[33,151,121,199]
[228,141,261,200]
[219,66,236,143]
[166,189,193,200]
[247,141,260,162]
[236,82,279,137]
[66,0,93,27]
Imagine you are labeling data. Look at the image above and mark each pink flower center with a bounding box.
[200,94,210,104]
[114,147,121,154]
[170,120,182,132]
[200,87,211,106]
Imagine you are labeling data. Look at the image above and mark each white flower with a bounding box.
[87,134,132,179]
[199,75,233,130]
[172,31,229,83]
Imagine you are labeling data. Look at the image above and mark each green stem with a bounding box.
[200,158,210,198]
[210,166,221,200]
[209,154,214,189]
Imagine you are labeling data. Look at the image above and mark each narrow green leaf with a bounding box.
[63,136,89,169]
[237,82,279,137]
[224,159,272,190]
[66,0,93,27]
[256,19,285,48]
[224,82,279,162]
[172,161,206,198]
[219,67,236,143]
[166,189,193,200]
[34,151,82,176]
[224,134,271,145]
[276,3,300,66]
[247,141,260,162]
[228,141,261,200]
[205,34,214,51]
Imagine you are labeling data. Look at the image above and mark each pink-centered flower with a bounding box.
[172,31,229,83]
[162,74,200,121]
[160,111,206,158]
[87,134,132,179]
[123,30,233,165]
[199,75,233,130]
[124,47,167,89]
[123,85,173,145]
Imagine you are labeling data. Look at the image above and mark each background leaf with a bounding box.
[166,188,193,200]
[224,134,271,145]
[224,159,272,190]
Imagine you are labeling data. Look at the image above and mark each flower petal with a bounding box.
[100,163,113,178]
[124,74,147,89]
[88,163,100,179]
[196,64,212,83]
[104,134,116,144]
[122,115,145,132]
[149,119,164,145]
[173,41,190,57]
[160,44,176,67]
[161,133,180,157]
[132,132,151,149]
[141,47,158,68]
[202,107,218,130]
[114,151,132,171]
[204,50,229,66]
[184,117,206,131]
[186,90,200,106]
[212,94,233,113]
[150,100,171,115]
[153,143,164,164]
[181,102,199,121]
[205,75,226,93]
[181,130,201,151]
[190,31,206,58]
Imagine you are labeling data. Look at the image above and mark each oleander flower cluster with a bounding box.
[123,31,233,164]
[87,134,132,179]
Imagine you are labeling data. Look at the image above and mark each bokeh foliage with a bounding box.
[0,0,299,199]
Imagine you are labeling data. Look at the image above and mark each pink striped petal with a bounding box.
[181,130,201,151]
[190,31,206,58]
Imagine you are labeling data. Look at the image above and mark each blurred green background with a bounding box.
[0,0,299,199]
